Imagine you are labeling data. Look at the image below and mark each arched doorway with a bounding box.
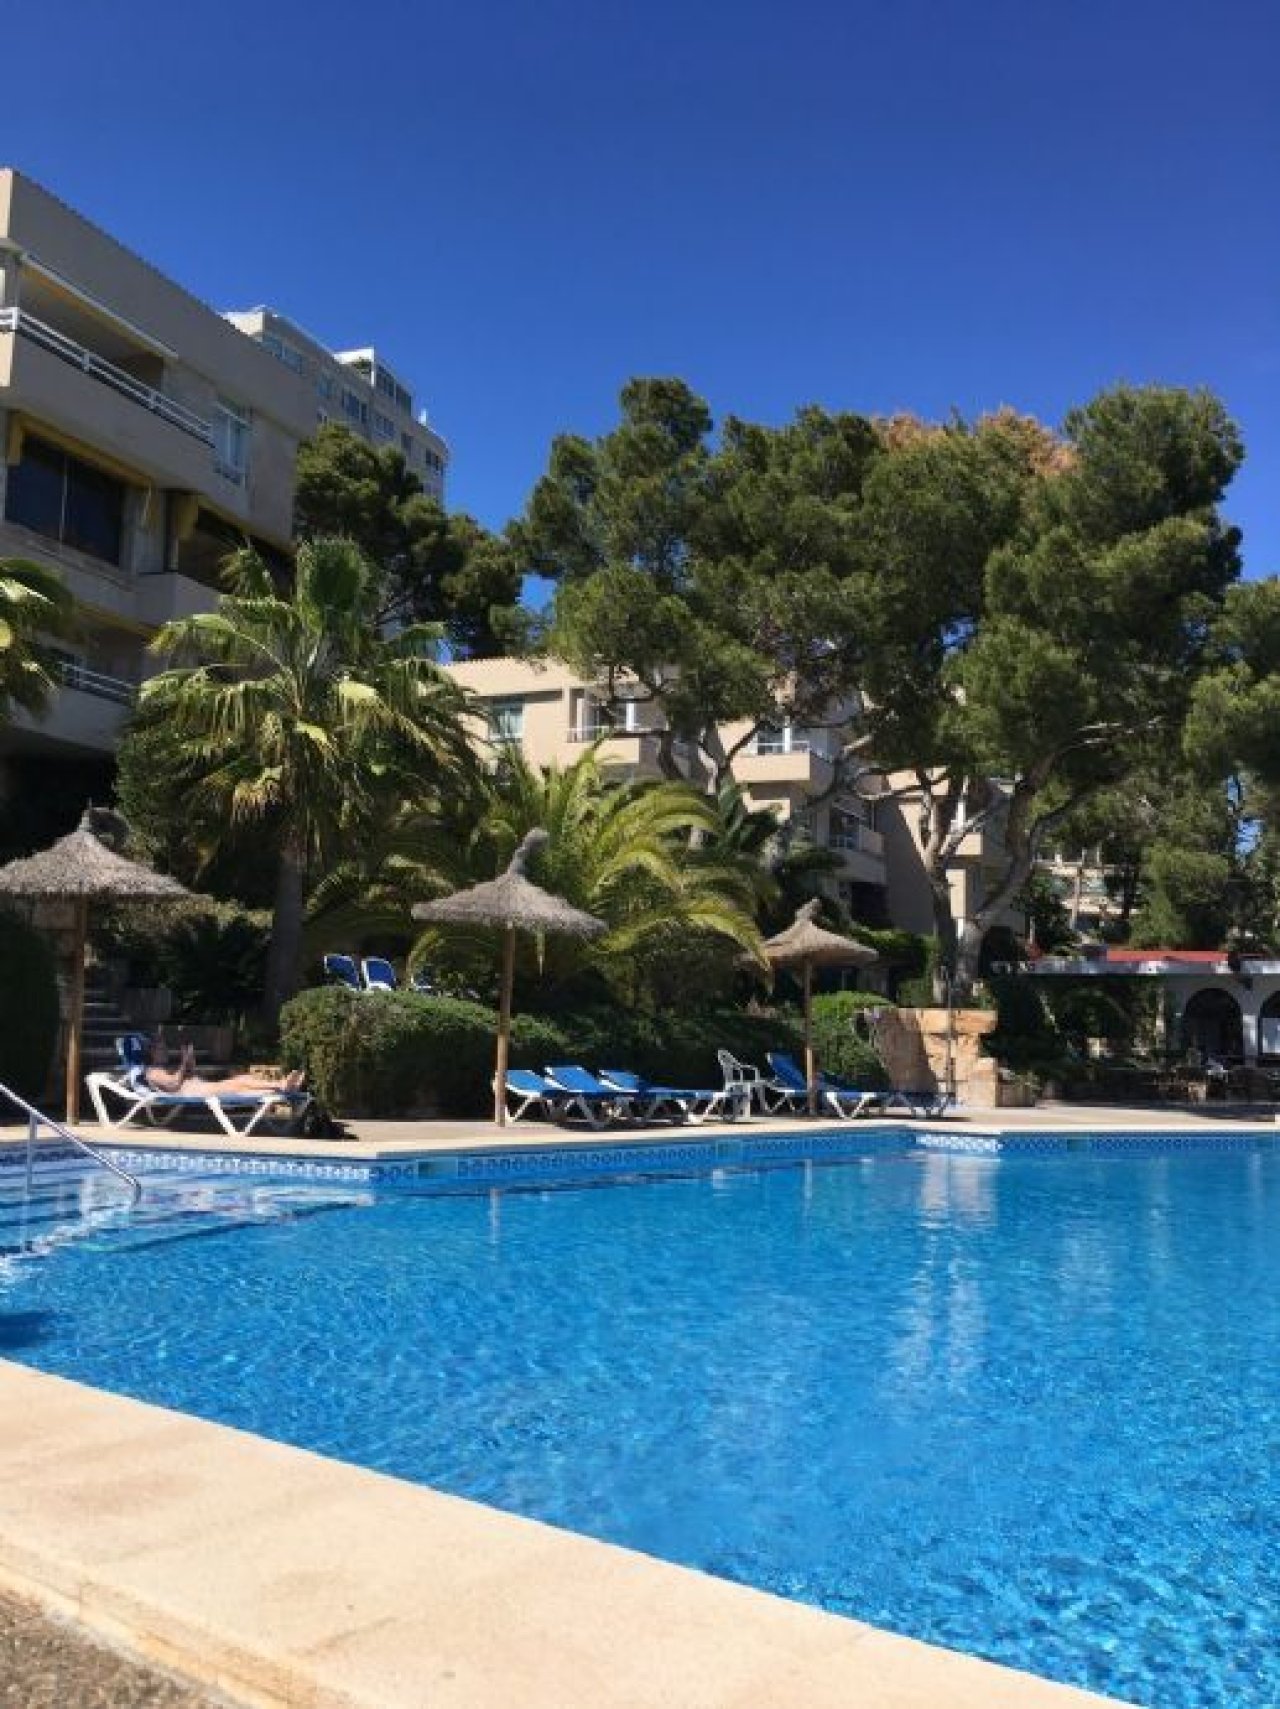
[1181,988,1244,1064]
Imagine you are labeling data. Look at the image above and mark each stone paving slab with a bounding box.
[0,1365,1124,1708]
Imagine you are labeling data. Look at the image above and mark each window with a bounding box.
[5,436,125,564]
[212,398,251,485]
[342,389,369,426]
[261,333,304,374]
[753,724,809,755]
[375,369,397,400]
[401,432,415,458]
[317,374,335,401]
[489,700,524,743]
[829,811,863,853]
[372,410,396,440]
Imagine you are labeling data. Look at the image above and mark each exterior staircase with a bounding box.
[80,974,135,1078]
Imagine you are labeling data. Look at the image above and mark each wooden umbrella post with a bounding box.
[64,896,89,1125]
[804,959,817,1118]
[493,924,517,1126]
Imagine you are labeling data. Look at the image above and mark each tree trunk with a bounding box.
[953,916,986,997]
[262,839,306,1032]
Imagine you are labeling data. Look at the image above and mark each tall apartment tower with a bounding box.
[0,169,444,801]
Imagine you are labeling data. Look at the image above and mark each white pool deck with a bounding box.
[3,1101,1258,1705]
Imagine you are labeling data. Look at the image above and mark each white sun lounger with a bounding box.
[85,1065,310,1138]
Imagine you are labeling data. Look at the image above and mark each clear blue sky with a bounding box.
[8,0,1278,572]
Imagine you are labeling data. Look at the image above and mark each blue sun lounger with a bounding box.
[503,1068,620,1128]
[598,1069,746,1124]
[766,1052,889,1119]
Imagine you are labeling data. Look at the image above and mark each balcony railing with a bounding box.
[56,660,137,706]
[568,722,655,743]
[0,307,214,446]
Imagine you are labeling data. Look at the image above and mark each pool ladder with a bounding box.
[0,1079,142,1207]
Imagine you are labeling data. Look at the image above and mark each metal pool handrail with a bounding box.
[0,1079,142,1206]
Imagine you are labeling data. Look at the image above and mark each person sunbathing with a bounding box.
[143,1043,305,1097]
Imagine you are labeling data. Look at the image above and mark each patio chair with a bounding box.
[323,953,363,991]
[85,1035,312,1139]
[598,1069,746,1125]
[503,1068,615,1128]
[766,1051,886,1119]
[361,956,398,992]
[716,1050,771,1115]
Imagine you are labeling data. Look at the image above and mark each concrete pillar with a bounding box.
[1240,987,1261,1065]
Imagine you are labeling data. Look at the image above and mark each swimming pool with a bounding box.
[2,1134,1277,1707]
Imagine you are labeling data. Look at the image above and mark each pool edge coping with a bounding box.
[0,1361,1125,1708]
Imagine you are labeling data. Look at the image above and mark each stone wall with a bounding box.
[873,1006,1003,1105]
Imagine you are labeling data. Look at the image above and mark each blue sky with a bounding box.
[8,0,1278,572]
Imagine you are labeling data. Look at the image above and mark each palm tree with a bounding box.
[139,538,476,1023]
[0,558,74,724]
[311,746,764,1002]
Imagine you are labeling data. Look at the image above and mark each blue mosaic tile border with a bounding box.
[421,1125,914,1188]
[917,1127,1279,1157]
[96,1146,419,1186]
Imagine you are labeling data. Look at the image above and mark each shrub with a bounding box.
[0,908,60,1102]
[985,974,1065,1075]
[93,901,271,1031]
[279,987,571,1116]
[277,988,810,1117]
[810,991,890,1088]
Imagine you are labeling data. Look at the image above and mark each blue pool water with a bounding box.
[3,1137,1279,1707]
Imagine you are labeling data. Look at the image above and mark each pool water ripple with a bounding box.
[3,1142,1279,1707]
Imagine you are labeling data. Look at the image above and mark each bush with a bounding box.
[810,992,890,1088]
[985,974,1065,1076]
[279,987,570,1116]
[0,908,60,1102]
[277,988,810,1117]
[93,901,271,1031]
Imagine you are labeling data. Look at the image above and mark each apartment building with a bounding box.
[444,657,890,917]
[223,308,448,502]
[0,169,443,790]
[444,656,1028,946]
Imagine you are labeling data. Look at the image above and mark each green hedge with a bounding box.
[0,909,60,1102]
[810,991,890,1089]
[278,988,810,1117]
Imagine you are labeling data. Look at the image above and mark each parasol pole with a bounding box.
[494,923,516,1126]
[803,958,817,1117]
[65,895,89,1125]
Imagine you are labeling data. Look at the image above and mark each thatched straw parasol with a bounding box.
[762,899,878,1115]
[413,828,605,1125]
[0,809,188,1123]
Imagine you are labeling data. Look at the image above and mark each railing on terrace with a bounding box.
[568,722,656,742]
[0,1079,141,1207]
[0,307,215,447]
[55,660,138,707]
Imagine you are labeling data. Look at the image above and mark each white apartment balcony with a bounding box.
[827,821,886,886]
[0,306,216,492]
[8,660,137,756]
[566,721,668,776]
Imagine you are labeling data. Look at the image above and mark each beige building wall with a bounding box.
[444,657,889,906]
